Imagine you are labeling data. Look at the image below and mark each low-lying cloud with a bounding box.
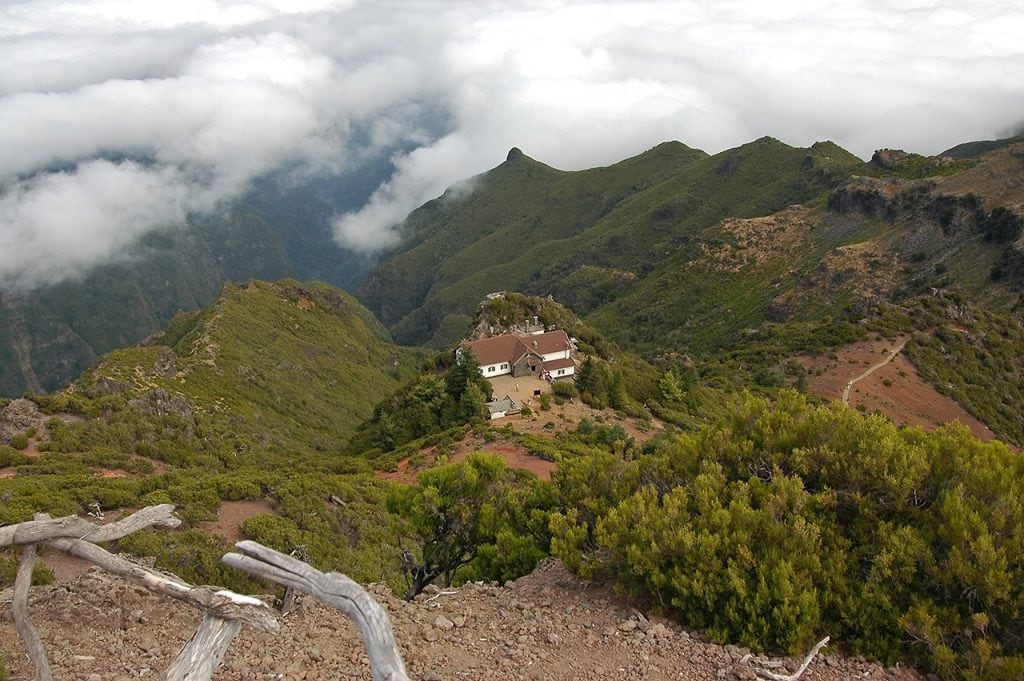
[3,0,1024,287]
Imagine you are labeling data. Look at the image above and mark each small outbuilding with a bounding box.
[486,395,522,420]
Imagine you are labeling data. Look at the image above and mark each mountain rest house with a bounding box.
[463,329,578,420]
[463,329,577,381]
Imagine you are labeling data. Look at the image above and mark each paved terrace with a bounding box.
[487,373,554,407]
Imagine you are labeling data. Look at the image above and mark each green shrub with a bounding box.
[0,554,54,589]
[552,381,578,399]
[551,391,1024,679]
[240,514,301,553]
[0,445,30,468]
[8,433,28,450]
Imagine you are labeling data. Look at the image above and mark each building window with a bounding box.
[501,363,508,370]
[488,366,495,373]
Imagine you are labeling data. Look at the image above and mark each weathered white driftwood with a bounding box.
[4,506,279,681]
[747,636,831,681]
[13,537,52,681]
[224,540,411,681]
[0,504,180,547]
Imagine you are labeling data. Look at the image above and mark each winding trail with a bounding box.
[842,337,910,406]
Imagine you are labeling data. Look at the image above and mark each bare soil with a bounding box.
[798,337,995,440]
[199,500,278,544]
[1,558,926,681]
[377,391,663,485]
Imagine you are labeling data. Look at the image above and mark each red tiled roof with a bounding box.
[464,334,525,367]
[522,330,571,356]
[463,330,571,366]
[543,357,576,371]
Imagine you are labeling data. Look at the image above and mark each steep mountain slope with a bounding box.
[357,137,1024,443]
[63,279,425,456]
[359,138,862,348]
[0,161,392,398]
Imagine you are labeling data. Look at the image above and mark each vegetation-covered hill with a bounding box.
[0,280,429,594]
[359,138,863,348]
[55,279,426,456]
[359,137,1024,441]
[0,162,391,398]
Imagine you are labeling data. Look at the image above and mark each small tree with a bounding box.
[387,453,512,600]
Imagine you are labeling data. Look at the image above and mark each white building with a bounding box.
[463,330,576,380]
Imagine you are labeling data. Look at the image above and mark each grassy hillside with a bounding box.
[0,279,429,591]
[61,279,426,455]
[359,138,863,349]
[0,161,395,399]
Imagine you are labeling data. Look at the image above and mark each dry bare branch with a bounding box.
[158,613,243,681]
[224,540,410,681]
[42,535,278,632]
[0,504,180,547]
[752,636,831,681]
[12,542,52,681]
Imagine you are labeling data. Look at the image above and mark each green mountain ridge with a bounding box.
[361,137,1024,353]
[359,137,863,349]
[0,165,392,398]
[356,136,1024,444]
[53,279,425,457]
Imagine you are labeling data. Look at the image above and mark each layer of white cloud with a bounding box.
[2,0,1023,285]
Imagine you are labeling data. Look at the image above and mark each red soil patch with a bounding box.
[505,400,663,442]
[376,401,661,485]
[850,354,995,439]
[377,437,555,485]
[448,440,555,479]
[22,437,43,457]
[36,508,136,584]
[798,338,995,441]
[199,499,276,544]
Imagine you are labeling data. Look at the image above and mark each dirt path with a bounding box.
[842,337,909,405]
[798,336,994,440]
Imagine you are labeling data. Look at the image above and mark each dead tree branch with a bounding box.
[0,504,180,547]
[42,535,277,632]
[13,539,52,681]
[159,613,242,681]
[3,507,284,681]
[751,636,831,681]
[224,540,410,681]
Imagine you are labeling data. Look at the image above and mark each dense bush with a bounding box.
[0,554,54,590]
[387,453,555,599]
[550,391,1024,680]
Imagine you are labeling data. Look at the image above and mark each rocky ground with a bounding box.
[1,558,926,681]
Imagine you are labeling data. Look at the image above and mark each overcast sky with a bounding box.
[2,0,1023,289]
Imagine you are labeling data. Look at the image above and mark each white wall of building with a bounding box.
[481,362,511,377]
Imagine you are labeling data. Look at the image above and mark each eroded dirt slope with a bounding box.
[797,337,994,440]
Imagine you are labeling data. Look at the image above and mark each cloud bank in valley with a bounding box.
[2,0,1023,288]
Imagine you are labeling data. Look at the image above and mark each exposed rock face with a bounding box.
[127,388,193,420]
[0,397,45,443]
